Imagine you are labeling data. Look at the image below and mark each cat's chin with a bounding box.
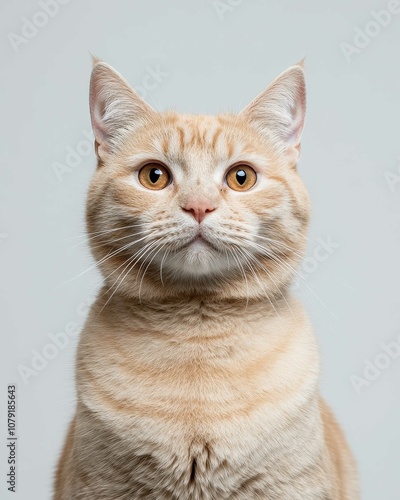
[165,240,229,278]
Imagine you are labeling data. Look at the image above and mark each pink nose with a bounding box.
[182,201,216,223]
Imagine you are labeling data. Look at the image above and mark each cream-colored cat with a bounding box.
[54,60,358,499]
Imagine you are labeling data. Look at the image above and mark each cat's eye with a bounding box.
[138,163,171,190]
[226,164,257,192]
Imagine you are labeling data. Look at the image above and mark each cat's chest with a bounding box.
[76,308,324,497]
[78,341,323,499]
[77,399,326,500]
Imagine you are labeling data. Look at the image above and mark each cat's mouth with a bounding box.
[181,234,219,252]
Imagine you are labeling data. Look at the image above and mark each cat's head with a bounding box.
[87,60,310,301]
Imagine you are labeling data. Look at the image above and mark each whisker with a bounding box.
[241,246,294,319]
[79,229,151,252]
[224,247,231,272]
[135,240,163,279]
[255,234,305,260]
[96,258,138,318]
[246,240,337,320]
[69,225,167,249]
[59,234,152,287]
[236,246,282,318]
[138,241,168,303]
[96,241,159,316]
[159,247,171,286]
[64,223,145,240]
[100,239,156,284]
[228,248,250,309]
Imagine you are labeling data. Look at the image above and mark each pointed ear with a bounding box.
[240,64,306,163]
[89,60,155,160]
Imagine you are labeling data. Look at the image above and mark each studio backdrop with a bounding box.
[1,1,400,499]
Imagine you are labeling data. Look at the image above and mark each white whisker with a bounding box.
[59,233,153,287]
[247,239,337,320]
[138,241,168,303]
[159,247,171,286]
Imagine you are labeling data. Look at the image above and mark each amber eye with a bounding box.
[138,163,171,190]
[226,165,257,191]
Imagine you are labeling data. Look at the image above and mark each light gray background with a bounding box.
[1,1,400,498]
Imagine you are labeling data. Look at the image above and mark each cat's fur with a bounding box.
[53,60,358,499]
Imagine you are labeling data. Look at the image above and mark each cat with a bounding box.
[53,58,359,499]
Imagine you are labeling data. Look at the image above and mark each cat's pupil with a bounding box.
[236,169,246,185]
[149,168,162,183]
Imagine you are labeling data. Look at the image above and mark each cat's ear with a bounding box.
[240,63,306,164]
[89,59,155,161]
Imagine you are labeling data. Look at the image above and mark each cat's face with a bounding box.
[86,61,310,299]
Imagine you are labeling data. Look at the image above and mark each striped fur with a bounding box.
[53,61,358,499]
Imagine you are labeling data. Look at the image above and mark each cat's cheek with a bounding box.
[109,177,164,209]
